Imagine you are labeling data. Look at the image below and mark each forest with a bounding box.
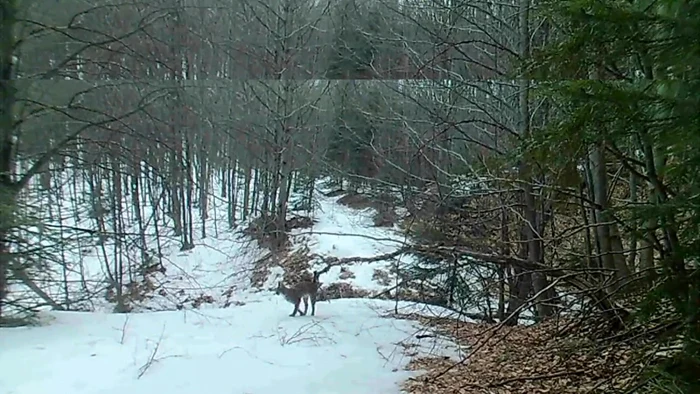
[0,0,698,393]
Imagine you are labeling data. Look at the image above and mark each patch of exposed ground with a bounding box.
[372,207,398,227]
[104,260,167,312]
[337,192,399,227]
[338,266,355,280]
[372,268,392,286]
[279,246,317,284]
[247,214,318,288]
[249,252,277,288]
[244,214,317,252]
[319,282,371,301]
[396,314,638,394]
[337,192,377,210]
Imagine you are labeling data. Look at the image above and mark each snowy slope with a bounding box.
[289,192,412,293]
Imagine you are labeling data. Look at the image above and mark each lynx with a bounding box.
[275,271,321,317]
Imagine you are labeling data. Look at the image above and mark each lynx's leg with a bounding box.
[300,296,309,316]
[290,299,301,317]
[310,293,317,316]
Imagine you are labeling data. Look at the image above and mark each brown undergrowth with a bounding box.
[397,314,639,394]
[336,192,399,227]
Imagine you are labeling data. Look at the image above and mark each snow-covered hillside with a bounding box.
[1,176,464,394]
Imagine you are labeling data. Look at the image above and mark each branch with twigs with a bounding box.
[136,323,182,379]
[276,320,335,347]
[120,315,130,345]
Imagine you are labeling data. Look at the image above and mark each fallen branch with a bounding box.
[311,248,408,280]
[120,315,130,344]
[10,264,65,311]
[313,243,628,326]
[277,320,335,347]
[137,324,166,379]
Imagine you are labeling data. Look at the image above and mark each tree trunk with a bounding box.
[132,162,147,265]
[242,165,251,221]
[110,158,127,312]
[590,143,630,290]
[170,146,183,236]
[228,155,237,228]
[0,0,18,317]
[498,204,510,321]
[199,136,210,226]
[515,0,553,321]
[184,130,194,249]
[627,168,639,271]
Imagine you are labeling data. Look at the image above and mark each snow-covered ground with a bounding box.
[1,175,463,394]
[0,297,460,394]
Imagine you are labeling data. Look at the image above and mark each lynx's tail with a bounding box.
[312,262,333,284]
